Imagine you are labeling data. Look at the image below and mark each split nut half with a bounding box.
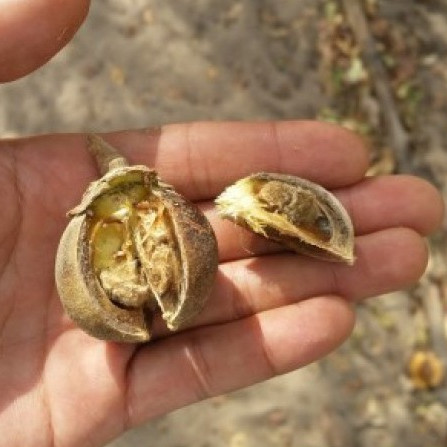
[215,172,355,264]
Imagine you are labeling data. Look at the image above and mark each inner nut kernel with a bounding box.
[257,180,332,241]
[215,173,354,264]
[88,179,181,312]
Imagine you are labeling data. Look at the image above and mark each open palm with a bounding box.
[0,2,443,446]
[0,122,442,447]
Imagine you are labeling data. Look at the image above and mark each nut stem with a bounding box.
[87,134,129,175]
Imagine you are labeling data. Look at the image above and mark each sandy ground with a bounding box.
[1,1,447,446]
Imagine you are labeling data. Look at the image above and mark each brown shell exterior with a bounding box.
[154,188,218,330]
[55,168,218,342]
[55,215,152,342]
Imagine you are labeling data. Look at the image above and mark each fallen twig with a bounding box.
[422,280,447,403]
[341,0,412,173]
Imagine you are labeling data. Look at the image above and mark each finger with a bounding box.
[334,175,444,236]
[2,121,368,217]
[201,175,444,262]
[0,0,90,82]
[127,295,354,425]
[109,121,369,198]
[151,227,427,336]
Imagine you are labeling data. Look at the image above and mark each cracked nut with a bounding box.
[55,135,218,343]
[215,172,354,264]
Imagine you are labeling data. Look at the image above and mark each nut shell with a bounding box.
[153,188,218,330]
[56,215,151,342]
[216,172,355,264]
[55,166,218,342]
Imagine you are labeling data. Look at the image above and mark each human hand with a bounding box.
[0,123,443,446]
[0,3,444,447]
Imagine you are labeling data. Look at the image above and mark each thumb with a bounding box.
[0,0,90,82]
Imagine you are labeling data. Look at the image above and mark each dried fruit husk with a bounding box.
[55,165,218,343]
[215,173,354,264]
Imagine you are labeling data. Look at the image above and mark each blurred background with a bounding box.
[1,0,447,446]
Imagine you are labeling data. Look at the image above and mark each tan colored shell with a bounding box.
[215,172,355,264]
[56,215,152,342]
[55,140,218,343]
[154,187,218,330]
[68,165,158,216]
